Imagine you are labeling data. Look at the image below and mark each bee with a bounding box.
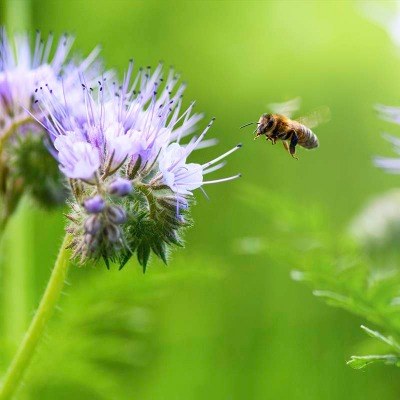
[241,98,329,159]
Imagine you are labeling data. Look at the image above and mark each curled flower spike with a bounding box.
[38,62,241,270]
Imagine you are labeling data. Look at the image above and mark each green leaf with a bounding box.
[360,325,400,352]
[347,354,400,370]
[137,244,151,271]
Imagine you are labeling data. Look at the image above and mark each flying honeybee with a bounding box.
[241,98,329,159]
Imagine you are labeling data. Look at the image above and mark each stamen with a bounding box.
[202,143,242,169]
[200,173,242,185]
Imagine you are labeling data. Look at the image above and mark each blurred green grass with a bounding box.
[2,0,400,399]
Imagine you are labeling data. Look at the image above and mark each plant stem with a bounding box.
[2,199,32,364]
[0,233,71,400]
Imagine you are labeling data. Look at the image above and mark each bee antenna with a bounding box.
[240,121,260,129]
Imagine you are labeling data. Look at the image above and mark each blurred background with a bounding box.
[2,0,400,399]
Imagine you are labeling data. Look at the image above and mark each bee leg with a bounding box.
[282,141,290,153]
[289,131,299,159]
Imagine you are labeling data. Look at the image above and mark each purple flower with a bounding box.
[54,133,101,180]
[39,63,241,191]
[158,141,242,196]
[38,61,241,268]
[0,28,100,138]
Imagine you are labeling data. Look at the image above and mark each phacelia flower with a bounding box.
[0,28,100,139]
[37,61,241,270]
[0,28,102,214]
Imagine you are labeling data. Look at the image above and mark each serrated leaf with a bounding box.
[102,254,110,270]
[137,244,151,272]
[118,251,133,270]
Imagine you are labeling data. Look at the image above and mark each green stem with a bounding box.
[2,199,32,364]
[0,233,71,400]
[136,183,158,219]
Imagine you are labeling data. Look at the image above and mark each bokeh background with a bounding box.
[2,0,400,399]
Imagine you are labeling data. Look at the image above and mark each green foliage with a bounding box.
[121,186,189,271]
[242,185,400,370]
[66,183,189,271]
[11,260,220,399]
[347,326,400,369]
[3,1,400,398]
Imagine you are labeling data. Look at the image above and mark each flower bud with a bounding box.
[84,215,102,235]
[108,177,132,197]
[104,224,121,243]
[84,233,98,250]
[83,195,105,214]
[106,205,127,225]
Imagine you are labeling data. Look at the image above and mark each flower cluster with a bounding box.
[0,28,100,135]
[0,28,101,213]
[36,61,241,269]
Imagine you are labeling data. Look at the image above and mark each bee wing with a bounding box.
[297,106,330,129]
[268,97,301,118]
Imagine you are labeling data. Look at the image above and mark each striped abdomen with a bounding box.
[296,124,319,149]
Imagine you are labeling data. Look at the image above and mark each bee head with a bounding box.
[256,114,275,136]
[240,114,275,136]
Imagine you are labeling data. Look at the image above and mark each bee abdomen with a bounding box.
[298,126,319,149]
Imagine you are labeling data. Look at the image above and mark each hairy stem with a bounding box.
[136,182,158,219]
[0,233,71,400]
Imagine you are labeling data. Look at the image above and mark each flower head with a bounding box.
[38,61,241,269]
[0,28,102,214]
[0,28,100,137]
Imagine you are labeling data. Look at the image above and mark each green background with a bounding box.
[1,0,400,399]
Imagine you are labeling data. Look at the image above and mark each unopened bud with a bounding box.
[83,195,105,214]
[104,224,121,243]
[108,178,132,197]
[84,215,102,235]
[84,233,98,250]
[106,206,127,225]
